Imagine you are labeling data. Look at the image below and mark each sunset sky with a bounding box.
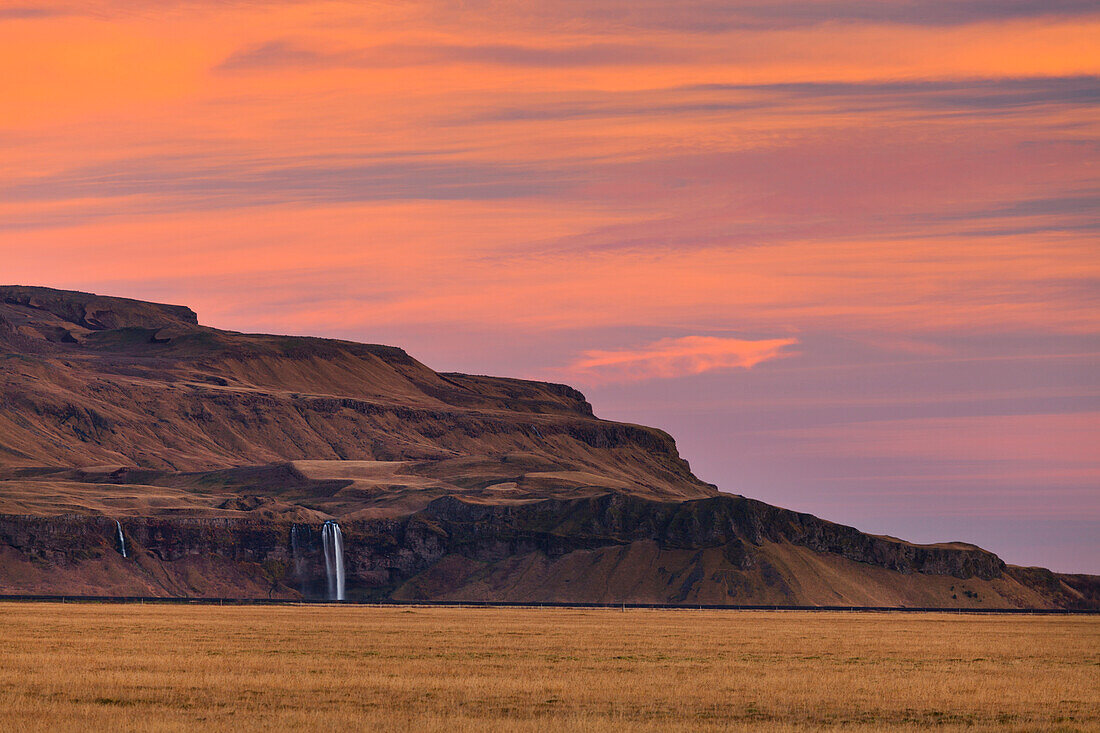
[2,1,1097,571]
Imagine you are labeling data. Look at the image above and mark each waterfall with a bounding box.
[290,524,311,594]
[290,524,303,573]
[321,520,345,601]
[115,520,127,558]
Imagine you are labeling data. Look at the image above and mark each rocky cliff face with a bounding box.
[0,286,1095,608]
[2,493,1094,608]
[0,495,1010,596]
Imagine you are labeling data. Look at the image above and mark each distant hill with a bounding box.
[1,285,1095,607]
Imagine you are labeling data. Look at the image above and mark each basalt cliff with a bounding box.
[0,285,1095,608]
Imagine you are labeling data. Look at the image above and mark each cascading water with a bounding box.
[290,524,305,588]
[290,524,315,595]
[115,520,127,558]
[321,520,346,601]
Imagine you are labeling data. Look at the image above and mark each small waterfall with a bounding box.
[115,520,127,558]
[321,520,345,601]
[290,524,311,594]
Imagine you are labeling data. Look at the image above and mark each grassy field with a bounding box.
[0,603,1096,731]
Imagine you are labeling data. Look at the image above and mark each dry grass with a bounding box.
[0,603,1096,731]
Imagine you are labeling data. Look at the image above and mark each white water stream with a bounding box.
[322,520,345,601]
[115,520,127,558]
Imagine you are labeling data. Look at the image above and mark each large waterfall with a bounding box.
[115,520,127,558]
[321,520,346,601]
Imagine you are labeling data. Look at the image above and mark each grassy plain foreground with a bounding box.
[0,603,1096,731]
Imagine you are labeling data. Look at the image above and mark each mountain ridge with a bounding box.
[0,285,1095,608]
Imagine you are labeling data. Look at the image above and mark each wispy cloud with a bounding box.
[0,7,59,20]
[564,335,798,383]
[0,154,569,208]
[472,0,1100,32]
[468,76,1100,123]
[19,0,1100,28]
[217,39,678,72]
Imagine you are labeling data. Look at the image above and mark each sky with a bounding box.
[1,0,1097,572]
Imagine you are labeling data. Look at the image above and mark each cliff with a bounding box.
[0,286,1095,608]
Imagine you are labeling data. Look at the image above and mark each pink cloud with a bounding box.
[564,335,797,383]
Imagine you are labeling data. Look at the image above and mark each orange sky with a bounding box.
[1,0,1098,570]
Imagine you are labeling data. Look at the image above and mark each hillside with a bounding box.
[0,285,1095,608]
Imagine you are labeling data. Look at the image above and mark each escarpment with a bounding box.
[0,286,1095,608]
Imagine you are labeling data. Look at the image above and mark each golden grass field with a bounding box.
[0,603,1096,731]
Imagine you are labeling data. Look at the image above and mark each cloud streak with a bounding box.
[468,76,1100,123]
[564,335,798,383]
[459,0,1100,31]
[217,39,679,72]
[0,7,59,19]
[0,155,569,207]
[16,0,1100,28]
